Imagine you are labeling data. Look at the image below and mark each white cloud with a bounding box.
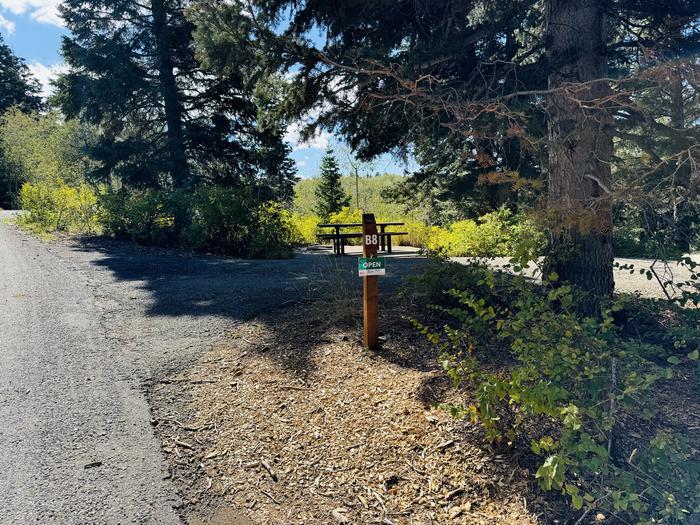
[28,60,66,98]
[285,121,331,151]
[0,12,14,32]
[0,0,62,27]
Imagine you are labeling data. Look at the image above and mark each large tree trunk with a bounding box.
[151,0,190,188]
[545,0,614,317]
[669,50,692,253]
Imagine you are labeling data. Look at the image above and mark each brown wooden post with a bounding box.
[362,213,379,350]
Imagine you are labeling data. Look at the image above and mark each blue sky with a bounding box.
[0,1,413,179]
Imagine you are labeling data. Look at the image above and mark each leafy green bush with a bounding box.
[414,261,700,523]
[3,110,100,234]
[1,110,98,207]
[99,188,173,244]
[248,202,299,258]
[19,180,99,233]
[99,186,296,258]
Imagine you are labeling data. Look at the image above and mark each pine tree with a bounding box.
[0,35,41,115]
[250,75,299,203]
[314,148,350,220]
[56,0,293,192]
[256,130,299,203]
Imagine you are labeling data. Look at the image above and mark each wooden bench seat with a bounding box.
[317,231,408,255]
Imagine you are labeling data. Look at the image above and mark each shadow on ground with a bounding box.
[72,237,426,323]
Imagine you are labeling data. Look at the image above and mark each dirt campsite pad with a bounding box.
[150,300,554,525]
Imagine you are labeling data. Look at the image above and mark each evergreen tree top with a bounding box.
[0,34,42,114]
[315,148,350,219]
[319,147,342,173]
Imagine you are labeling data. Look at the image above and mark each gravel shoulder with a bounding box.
[0,219,180,523]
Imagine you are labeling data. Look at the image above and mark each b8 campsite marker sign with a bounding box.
[358,257,386,276]
[361,214,380,350]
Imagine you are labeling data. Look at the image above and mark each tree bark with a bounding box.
[545,0,614,316]
[151,0,190,188]
[668,36,691,254]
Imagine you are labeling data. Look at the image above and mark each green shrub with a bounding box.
[99,186,296,258]
[614,225,684,259]
[414,261,700,523]
[99,188,174,245]
[178,186,255,253]
[19,180,99,233]
[248,202,298,258]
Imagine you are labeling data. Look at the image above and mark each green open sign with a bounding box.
[358,257,386,276]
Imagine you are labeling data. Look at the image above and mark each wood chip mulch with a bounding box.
[150,301,552,525]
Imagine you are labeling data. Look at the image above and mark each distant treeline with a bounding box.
[293,174,426,221]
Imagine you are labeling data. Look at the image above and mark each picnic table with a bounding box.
[317,221,407,255]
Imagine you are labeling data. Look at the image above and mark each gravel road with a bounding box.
[0,214,417,524]
[452,255,699,299]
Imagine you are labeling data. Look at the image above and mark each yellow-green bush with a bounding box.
[329,207,363,244]
[423,209,544,257]
[19,181,99,234]
[245,203,299,259]
[291,213,321,244]
[290,206,545,258]
[396,220,429,247]
[328,206,363,225]
[290,207,363,246]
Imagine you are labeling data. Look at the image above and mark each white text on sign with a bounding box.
[358,257,386,277]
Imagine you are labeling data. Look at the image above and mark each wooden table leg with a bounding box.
[387,234,392,254]
[380,225,386,251]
